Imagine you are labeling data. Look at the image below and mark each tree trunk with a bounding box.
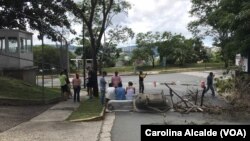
[152,58,155,68]
[224,60,229,68]
[248,49,250,74]
[98,59,102,75]
[82,23,86,88]
[152,56,155,68]
[92,47,99,97]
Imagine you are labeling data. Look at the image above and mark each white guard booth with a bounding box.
[0,29,37,84]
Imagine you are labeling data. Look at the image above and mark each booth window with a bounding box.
[0,37,5,52]
[8,37,18,53]
[27,39,32,52]
[20,38,27,53]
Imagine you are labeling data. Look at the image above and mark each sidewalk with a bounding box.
[0,91,103,141]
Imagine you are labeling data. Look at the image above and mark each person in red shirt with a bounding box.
[72,73,81,102]
[111,71,122,87]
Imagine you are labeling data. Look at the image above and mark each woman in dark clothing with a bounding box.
[87,70,94,99]
[139,71,147,93]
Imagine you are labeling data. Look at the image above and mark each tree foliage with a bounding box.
[69,0,131,96]
[33,45,76,71]
[136,31,161,67]
[189,0,250,68]
[0,0,75,41]
[133,31,208,66]
[99,25,134,68]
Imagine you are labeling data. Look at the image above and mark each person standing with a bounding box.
[111,71,122,87]
[100,71,107,105]
[205,72,215,97]
[72,73,81,102]
[64,69,72,99]
[87,70,94,99]
[125,81,136,100]
[59,71,68,100]
[139,71,147,93]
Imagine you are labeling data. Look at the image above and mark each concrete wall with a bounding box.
[23,69,36,84]
[0,29,33,69]
[0,53,20,69]
[0,29,35,84]
[2,68,37,84]
[20,53,33,68]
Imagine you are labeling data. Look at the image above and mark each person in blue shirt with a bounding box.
[115,82,126,100]
[205,72,215,97]
[99,71,107,105]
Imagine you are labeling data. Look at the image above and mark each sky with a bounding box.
[33,0,213,47]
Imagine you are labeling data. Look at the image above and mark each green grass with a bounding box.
[103,63,224,73]
[67,97,103,121]
[138,62,224,71]
[159,65,225,74]
[103,66,134,73]
[0,76,61,101]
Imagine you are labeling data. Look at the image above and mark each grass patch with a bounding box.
[67,97,104,121]
[138,63,224,71]
[103,66,134,73]
[159,66,224,74]
[0,76,60,101]
[103,63,224,73]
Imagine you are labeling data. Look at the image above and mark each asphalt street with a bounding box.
[38,71,208,94]
[109,71,250,141]
[111,111,250,141]
[35,70,250,141]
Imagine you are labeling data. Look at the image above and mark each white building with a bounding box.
[0,29,36,84]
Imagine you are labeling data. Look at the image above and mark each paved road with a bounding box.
[111,111,250,141]
[36,70,248,141]
[38,70,220,93]
[109,71,250,141]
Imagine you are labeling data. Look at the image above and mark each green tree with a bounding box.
[219,0,250,70]
[74,37,92,57]
[157,31,175,65]
[131,48,150,64]
[157,33,201,66]
[70,0,131,96]
[100,42,122,67]
[136,31,161,68]
[33,45,76,71]
[188,0,246,68]
[0,0,75,41]
[99,25,134,69]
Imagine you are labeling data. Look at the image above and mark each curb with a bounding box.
[69,107,106,122]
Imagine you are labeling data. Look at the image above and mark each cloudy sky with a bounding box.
[33,0,213,47]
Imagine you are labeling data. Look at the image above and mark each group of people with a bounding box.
[59,69,149,105]
[99,71,147,106]
[59,69,81,102]
[59,69,216,107]
[99,71,134,106]
[59,68,97,103]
